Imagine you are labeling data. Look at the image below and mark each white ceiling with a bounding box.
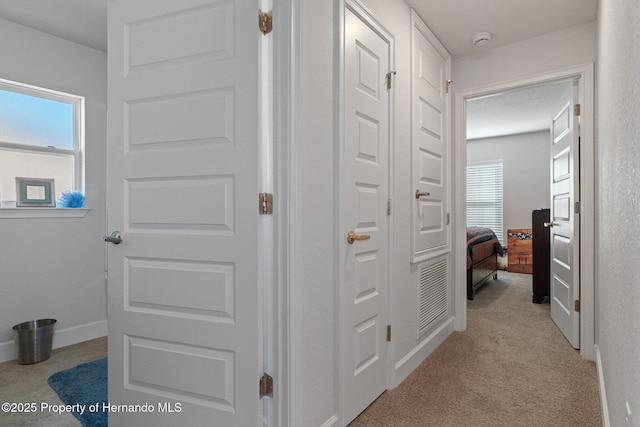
[466,80,573,140]
[405,0,598,58]
[0,0,109,52]
[0,0,598,139]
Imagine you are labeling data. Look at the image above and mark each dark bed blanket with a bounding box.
[466,226,505,268]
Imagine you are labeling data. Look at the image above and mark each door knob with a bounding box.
[104,231,123,244]
[543,222,556,228]
[415,190,430,199]
[347,230,370,244]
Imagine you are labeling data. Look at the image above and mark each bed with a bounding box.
[466,227,504,300]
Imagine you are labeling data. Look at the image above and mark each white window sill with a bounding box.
[0,207,91,219]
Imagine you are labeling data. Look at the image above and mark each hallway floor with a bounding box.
[350,271,601,426]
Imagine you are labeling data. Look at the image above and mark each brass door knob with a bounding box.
[415,190,430,199]
[347,230,370,244]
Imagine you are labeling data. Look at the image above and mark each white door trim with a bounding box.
[453,63,595,361]
[273,0,295,426]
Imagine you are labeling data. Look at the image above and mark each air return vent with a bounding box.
[418,257,448,337]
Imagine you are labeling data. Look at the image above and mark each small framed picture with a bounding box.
[16,178,56,207]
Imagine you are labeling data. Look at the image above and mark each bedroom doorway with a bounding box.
[465,79,573,297]
[453,64,595,360]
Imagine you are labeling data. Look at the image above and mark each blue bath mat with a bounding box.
[48,357,107,427]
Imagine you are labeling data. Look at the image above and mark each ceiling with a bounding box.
[0,0,109,52]
[466,80,573,140]
[0,0,598,138]
[405,0,597,58]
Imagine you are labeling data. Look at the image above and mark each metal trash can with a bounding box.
[13,319,57,364]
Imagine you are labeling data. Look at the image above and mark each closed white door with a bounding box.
[107,0,261,425]
[411,10,451,261]
[549,82,580,348]
[341,2,391,424]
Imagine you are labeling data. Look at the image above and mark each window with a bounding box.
[0,78,84,208]
[466,161,504,242]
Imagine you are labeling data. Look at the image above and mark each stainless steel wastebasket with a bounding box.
[13,319,57,364]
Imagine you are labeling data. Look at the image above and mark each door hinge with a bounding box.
[386,71,397,90]
[445,79,453,93]
[259,193,273,215]
[446,212,450,225]
[575,201,581,214]
[387,199,392,215]
[574,103,581,116]
[387,325,391,342]
[574,300,581,312]
[259,10,272,35]
[259,373,273,398]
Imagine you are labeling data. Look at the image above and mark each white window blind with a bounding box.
[467,161,504,242]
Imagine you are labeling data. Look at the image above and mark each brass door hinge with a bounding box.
[574,103,581,116]
[259,373,273,398]
[259,193,273,215]
[386,71,397,90]
[387,325,391,342]
[259,10,272,35]
[574,300,581,312]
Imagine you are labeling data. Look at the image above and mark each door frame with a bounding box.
[337,0,395,421]
[452,63,595,361]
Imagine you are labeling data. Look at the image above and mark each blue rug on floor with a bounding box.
[48,357,107,427]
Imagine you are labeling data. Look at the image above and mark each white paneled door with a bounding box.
[341,2,391,424]
[549,81,580,349]
[107,0,261,425]
[410,10,451,262]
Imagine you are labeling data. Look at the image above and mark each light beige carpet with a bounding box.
[350,272,601,427]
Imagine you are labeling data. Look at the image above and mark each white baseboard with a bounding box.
[595,344,610,427]
[0,319,107,364]
[393,317,455,387]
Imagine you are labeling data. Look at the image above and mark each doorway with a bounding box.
[453,64,596,361]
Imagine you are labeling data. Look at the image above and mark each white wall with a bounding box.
[0,18,107,362]
[596,1,640,425]
[291,0,338,425]
[467,131,550,243]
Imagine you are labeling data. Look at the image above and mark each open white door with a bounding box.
[548,81,580,348]
[107,0,262,425]
[341,1,391,424]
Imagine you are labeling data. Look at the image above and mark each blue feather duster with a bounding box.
[59,191,85,208]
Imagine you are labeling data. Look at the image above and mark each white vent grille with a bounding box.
[418,258,448,336]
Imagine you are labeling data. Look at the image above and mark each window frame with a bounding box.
[0,78,86,201]
[466,160,504,242]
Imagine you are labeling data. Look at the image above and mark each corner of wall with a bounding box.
[595,345,611,427]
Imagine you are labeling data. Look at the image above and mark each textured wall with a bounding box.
[597,1,640,425]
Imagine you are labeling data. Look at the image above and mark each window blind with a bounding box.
[466,161,504,242]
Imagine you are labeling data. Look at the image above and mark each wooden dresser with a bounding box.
[507,228,533,274]
[532,209,551,303]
